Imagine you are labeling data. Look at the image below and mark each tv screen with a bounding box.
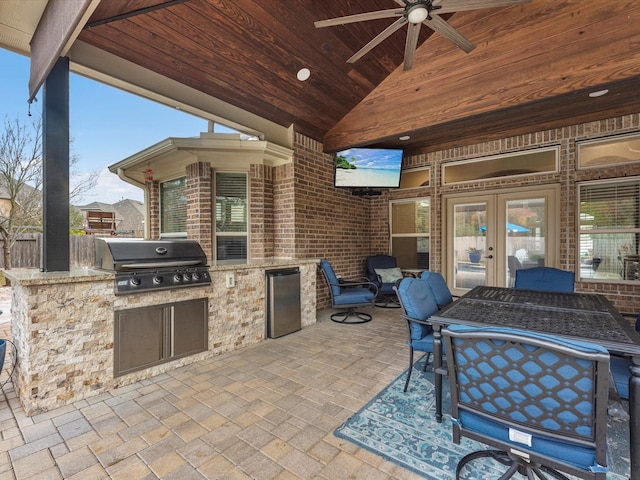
[334,148,403,188]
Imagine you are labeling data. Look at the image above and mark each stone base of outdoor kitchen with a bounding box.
[5,259,317,415]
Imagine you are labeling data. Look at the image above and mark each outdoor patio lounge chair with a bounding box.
[444,324,609,480]
[394,277,438,392]
[514,266,575,293]
[365,254,404,307]
[319,259,378,324]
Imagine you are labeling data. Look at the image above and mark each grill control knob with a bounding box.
[183,273,192,281]
[130,277,141,286]
[192,272,201,281]
[173,273,183,283]
[153,276,163,285]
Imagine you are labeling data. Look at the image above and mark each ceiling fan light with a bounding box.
[407,6,428,24]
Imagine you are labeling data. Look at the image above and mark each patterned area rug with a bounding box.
[334,356,630,479]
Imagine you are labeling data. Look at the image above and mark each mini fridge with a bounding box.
[266,268,301,338]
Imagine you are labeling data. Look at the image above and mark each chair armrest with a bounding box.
[400,313,434,328]
[328,278,379,296]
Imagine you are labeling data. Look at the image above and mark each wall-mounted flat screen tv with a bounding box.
[334,148,403,188]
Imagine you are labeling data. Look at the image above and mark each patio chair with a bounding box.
[319,259,378,324]
[419,271,453,309]
[394,277,438,392]
[443,324,609,480]
[365,254,404,308]
[514,266,575,293]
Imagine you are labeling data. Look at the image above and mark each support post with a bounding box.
[42,57,70,272]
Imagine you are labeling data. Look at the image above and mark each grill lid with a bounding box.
[95,238,208,271]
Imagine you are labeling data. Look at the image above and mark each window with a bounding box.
[390,198,430,270]
[443,147,558,184]
[399,167,430,189]
[160,177,186,237]
[578,178,640,282]
[578,132,640,169]
[215,172,248,264]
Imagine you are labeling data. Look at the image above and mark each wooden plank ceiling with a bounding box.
[77,0,640,154]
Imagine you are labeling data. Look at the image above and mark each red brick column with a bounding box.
[186,162,213,263]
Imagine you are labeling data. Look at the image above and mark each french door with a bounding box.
[443,186,559,296]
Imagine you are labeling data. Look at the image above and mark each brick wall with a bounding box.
[292,133,374,309]
[250,164,274,261]
[385,113,640,315]
[186,162,213,261]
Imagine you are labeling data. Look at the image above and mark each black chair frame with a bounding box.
[320,268,378,324]
[444,327,610,480]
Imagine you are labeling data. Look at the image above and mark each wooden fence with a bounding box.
[1,234,98,269]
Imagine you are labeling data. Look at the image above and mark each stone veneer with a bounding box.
[6,260,317,415]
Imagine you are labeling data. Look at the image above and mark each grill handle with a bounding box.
[119,260,203,269]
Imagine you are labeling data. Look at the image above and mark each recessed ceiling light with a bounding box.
[589,89,609,98]
[399,135,410,141]
[297,68,311,81]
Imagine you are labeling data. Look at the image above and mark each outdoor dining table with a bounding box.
[430,285,640,480]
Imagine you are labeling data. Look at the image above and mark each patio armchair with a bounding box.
[419,271,454,309]
[319,259,378,324]
[514,266,575,293]
[394,277,439,392]
[443,324,609,480]
[365,254,404,307]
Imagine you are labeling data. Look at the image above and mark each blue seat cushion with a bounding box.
[397,278,438,341]
[332,288,375,306]
[610,356,631,400]
[409,332,434,353]
[457,411,604,473]
[420,271,453,307]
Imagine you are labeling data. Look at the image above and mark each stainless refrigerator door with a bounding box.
[267,270,302,338]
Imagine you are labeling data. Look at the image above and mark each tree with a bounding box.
[0,115,97,268]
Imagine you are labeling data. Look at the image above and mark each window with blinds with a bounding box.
[160,177,187,236]
[389,198,430,270]
[215,172,248,264]
[578,179,640,281]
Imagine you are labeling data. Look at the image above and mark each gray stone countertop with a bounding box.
[4,258,319,286]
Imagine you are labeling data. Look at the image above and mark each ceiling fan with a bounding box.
[315,0,531,71]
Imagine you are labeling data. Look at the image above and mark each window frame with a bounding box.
[389,197,431,271]
[577,176,640,283]
[214,171,249,265]
[159,176,187,238]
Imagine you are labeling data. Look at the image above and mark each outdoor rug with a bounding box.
[334,356,630,479]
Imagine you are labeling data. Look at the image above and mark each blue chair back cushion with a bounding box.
[446,325,608,474]
[397,278,438,340]
[420,271,453,307]
[319,259,341,298]
[514,267,575,293]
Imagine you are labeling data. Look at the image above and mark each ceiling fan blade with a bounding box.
[348,17,407,63]
[314,9,403,28]
[434,0,532,14]
[403,22,421,71]
[424,14,475,53]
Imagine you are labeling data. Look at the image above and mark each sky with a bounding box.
[0,48,208,205]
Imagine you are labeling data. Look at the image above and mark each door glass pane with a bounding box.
[505,198,546,286]
[454,203,486,289]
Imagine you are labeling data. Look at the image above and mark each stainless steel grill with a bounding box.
[95,238,211,295]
